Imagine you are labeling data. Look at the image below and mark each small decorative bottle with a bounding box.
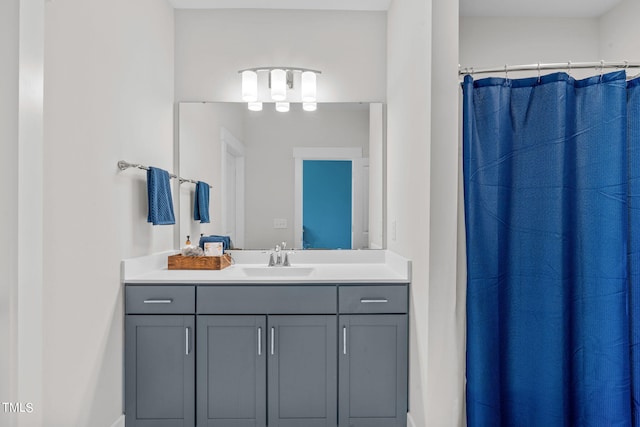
[181,235,203,256]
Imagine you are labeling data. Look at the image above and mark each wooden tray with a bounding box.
[168,253,232,270]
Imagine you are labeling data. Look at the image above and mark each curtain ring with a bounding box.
[537,62,541,83]
[567,60,572,76]
[599,59,605,79]
[504,64,509,81]
[624,60,630,78]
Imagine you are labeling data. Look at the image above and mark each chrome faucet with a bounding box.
[275,244,282,265]
[281,242,292,266]
[268,242,291,267]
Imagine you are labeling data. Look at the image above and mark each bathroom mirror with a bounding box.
[177,102,385,250]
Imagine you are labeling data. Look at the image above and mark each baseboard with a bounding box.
[407,412,418,427]
[109,414,125,427]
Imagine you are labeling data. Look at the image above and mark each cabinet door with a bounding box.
[125,315,195,427]
[339,315,408,427]
[268,315,338,427]
[197,315,267,427]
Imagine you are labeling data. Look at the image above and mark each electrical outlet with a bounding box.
[273,218,288,229]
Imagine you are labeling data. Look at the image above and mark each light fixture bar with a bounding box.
[269,69,294,91]
[238,66,322,75]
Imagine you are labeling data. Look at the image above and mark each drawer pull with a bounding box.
[271,327,275,356]
[258,327,262,356]
[343,326,347,355]
[143,299,173,304]
[360,298,389,304]
[185,327,190,355]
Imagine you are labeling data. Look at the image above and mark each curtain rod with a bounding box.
[458,60,640,77]
[117,160,212,188]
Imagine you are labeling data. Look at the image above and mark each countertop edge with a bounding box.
[122,250,411,284]
[123,278,411,285]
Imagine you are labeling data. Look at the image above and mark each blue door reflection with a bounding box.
[302,160,352,249]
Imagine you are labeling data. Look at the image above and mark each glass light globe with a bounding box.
[275,102,290,112]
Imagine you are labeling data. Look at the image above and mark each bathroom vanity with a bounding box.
[122,250,410,427]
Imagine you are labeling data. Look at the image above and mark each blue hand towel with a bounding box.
[199,235,231,252]
[147,167,175,225]
[194,181,210,223]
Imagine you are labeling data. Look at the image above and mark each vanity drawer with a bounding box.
[197,285,337,314]
[339,285,408,314]
[125,285,195,314]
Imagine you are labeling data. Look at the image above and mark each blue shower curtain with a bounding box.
[463,70,640,426]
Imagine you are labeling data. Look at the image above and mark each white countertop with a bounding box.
[122,250,411,284]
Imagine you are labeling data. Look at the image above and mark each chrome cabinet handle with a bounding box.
[270,327,275,356]
[258,327,262,356]
[143,299,173,304]
[185,327,190,355]
[343,326,347,355]
[360,298,389,303]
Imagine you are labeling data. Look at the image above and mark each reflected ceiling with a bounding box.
[460,0,623,18]
[169,0,624,18]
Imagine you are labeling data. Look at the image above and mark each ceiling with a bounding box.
[169,0,624,18]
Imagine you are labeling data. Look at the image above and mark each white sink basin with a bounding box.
[242,266,315,277]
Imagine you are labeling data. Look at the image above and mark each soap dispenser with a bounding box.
[181,235,203,256]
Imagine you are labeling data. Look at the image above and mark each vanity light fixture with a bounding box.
[270,69,288,101]
[303,102,317,112]
[275,102,290,113]
[238,67,321,112]
[241,70,258,102]
[248,102,263,112]
[301,71,316,102]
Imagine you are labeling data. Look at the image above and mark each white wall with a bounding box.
[387,0,463,425]
[0,0,19,424]
[16,0,46,425]
[43,0,175,425]
[460,7,640,79]
[460,17,600,79]
[174,9,387,102]
[386,0,432,425]
[599,0,640,60]
[178,102,246,246]
[428,0,463,423]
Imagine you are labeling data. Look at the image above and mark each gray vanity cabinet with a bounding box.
[196,314,337,427]
[196,285,338,427]
[125,315,195,427]
[125,285,196,427]
[197,315,267,427]
[338,285,409,427]
[268,315,337,427]
[125,283,408,427]
[339,315,408,427]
